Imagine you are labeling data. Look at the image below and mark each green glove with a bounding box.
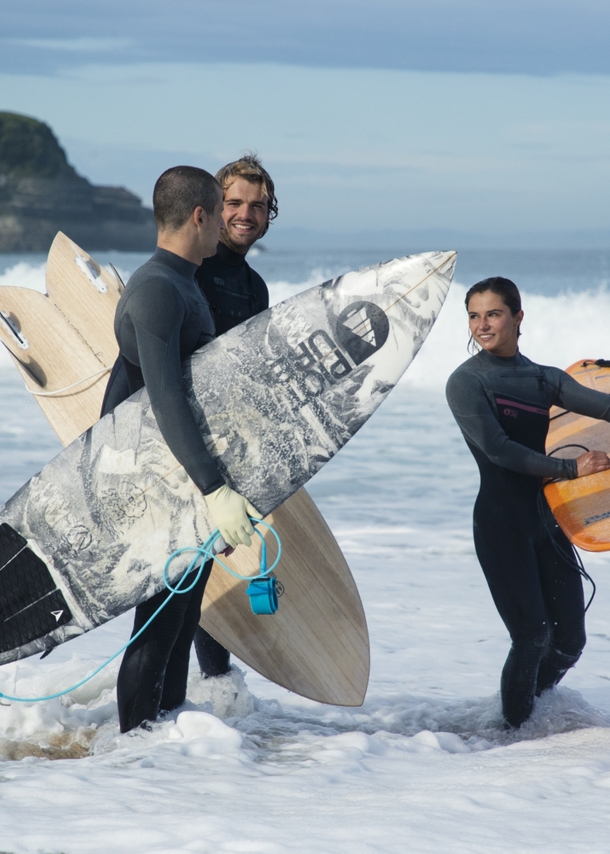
[204,485,263,548]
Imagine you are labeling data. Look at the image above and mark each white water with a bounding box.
[1,256,610,852]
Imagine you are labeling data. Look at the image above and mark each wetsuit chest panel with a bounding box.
[209,274,258,321]
[196,244,269,337]
[494,392,549,454]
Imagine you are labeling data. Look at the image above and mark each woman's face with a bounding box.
[467,290,523,357]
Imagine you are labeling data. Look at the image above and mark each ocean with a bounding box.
[1,247,610,853]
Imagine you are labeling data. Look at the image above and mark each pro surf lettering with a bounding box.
[266,329,352,409]
[266,300,389,409]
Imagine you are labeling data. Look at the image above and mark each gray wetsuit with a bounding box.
[446,349,610,727]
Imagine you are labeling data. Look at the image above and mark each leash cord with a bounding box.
[27,367,111,397]
[0,520,280,704]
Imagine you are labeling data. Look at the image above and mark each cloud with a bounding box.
[3,0,610,76]
[10,38,134,53]
[3,61,609,235]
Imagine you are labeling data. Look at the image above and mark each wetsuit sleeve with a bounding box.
[446,370,577,479]
[119,278,225,496]
[553,369,610,420]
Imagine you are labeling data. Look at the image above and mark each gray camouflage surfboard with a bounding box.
[0,250,456,666]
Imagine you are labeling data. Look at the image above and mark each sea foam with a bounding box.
[1,259,609,391]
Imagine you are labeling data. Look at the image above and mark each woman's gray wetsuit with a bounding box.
[446,349,610,727]
[101,247,223,732]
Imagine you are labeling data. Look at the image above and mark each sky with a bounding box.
[1,1,610,241]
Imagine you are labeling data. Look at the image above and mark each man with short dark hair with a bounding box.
[102,165,261,732]
[193,154,277,678]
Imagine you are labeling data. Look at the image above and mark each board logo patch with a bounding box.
[335,301,389,366]
[65,525,93,552]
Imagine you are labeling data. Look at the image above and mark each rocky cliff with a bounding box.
[0,112,157,253]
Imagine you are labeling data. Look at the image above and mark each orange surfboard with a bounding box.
[545,359,610,551]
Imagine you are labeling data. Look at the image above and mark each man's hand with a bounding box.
[205,485,263,548]
[576,450,610,478]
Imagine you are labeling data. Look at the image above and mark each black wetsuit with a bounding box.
[195,241,268,336]
[446,349,610,727]
[101,247,222,732]
[192,241,269,676]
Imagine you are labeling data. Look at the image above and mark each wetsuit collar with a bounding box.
[153,246,199,279]
[476,348,525,368]
[215,240,248,268]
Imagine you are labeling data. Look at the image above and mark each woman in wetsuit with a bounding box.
[446,277,610,728]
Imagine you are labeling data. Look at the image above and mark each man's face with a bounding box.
[220,177,269,254]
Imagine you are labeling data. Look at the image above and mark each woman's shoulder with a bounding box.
[517,353,565,381]
[445,355,484,401]
[447,354,483,383]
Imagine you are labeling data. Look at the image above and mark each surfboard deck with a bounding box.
[545,359,610,552]
[0,286,111,446]
[0,236,370,705]
[0,243,456,707]
[45,231,124,367]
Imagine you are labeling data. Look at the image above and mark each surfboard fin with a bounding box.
[0,341,46,387]
[109,263,126,292]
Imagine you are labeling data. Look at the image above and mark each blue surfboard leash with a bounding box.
[0,520,282,704]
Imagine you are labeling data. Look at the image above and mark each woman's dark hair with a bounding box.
[465,276,522,316]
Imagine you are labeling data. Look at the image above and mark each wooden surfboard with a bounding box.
[545,359,610,552]
[0,285,111,445]
[0,233,370,705]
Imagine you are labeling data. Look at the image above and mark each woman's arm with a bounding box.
[555,369,610,421]
[446,370,577,479]
[554,369,610,477]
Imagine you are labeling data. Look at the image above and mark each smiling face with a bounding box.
[467,290,524,357]
[219,177,269,254]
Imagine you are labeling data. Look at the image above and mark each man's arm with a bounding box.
[120,276,225,495]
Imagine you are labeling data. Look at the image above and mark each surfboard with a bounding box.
[2,235,376,705]
[0,245,456,704]
[0,237,370,705]
[0,286,111,446]
[545,359,610,552]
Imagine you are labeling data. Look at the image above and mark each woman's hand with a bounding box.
[576,450,610,477]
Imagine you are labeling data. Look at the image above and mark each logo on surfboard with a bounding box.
[335,301,390,366]
[266,300,390,415]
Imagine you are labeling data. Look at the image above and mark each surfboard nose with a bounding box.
[414,249,457,283]
[437,250,457,280]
